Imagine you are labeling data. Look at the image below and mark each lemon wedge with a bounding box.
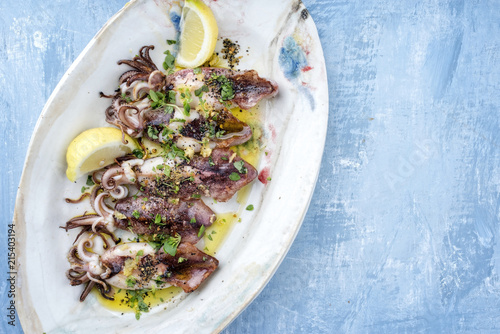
[65,127,140,182]
[176,0,218,68]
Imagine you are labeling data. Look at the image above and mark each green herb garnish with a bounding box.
[198,225,206,238]
[86,175,95,186]
[194,84,209,97]
[233,160,247,174]
[163,233,181,256]
[133,149,144,159]
[154,213,166,226]
[126,276,137,287]
[163,50,175,70]
[147,126,159,139]
[210,73,235,102]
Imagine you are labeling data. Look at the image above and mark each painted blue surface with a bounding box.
[279,36,308,79]
[2,0,500,333]
[279,35,315,110]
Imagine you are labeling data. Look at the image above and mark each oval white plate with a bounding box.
[14,0,328,332]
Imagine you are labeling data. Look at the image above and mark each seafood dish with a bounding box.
[62,45,278,318]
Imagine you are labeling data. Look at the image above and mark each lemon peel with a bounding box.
[66,127,139,182]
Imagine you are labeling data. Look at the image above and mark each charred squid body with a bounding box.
[63,189,215,243]
[165,67,278,111]
[147,147,258,202]
[67,233,218,299]
[114,196,216,244]
[143,107,253,154]
[102,242,218,293]
[101,148,257,202]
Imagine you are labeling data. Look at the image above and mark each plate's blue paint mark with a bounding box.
[279,36,314,109]
[169,11,181,55]
[279,36,307,80]
[170,11,181,32]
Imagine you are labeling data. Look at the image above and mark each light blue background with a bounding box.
[2,0,500,333]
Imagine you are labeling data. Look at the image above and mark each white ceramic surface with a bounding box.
[13,0,328,332]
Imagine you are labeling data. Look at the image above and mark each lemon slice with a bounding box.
[176,0,218,68]
[66,127,140,182]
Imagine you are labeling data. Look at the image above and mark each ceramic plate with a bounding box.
[14,0,328,332]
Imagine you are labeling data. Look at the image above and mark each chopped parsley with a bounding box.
[233,160,247,174]
[163,233,181,256]
[147,125,159,139]
[133,149,144,159]
[198,225,206,238]
[183,103,191,115]
[86,175,95,186]
[166,90,176,103]
[246,204,254,211]
[209,73,235,102]
[154,213,166,226]
[125,289,150,320]
[163,165,171,178]
[135,250,144,262]
[229,172,241,181]
[148,90,177,111]
[121,92,132,103]
[132,210,140,219]
[180,88,192,116]
[126,276,137,287]
[163,50,175,71]
[194,84,209,97]
[160,143,187,161]
[166,39,177,45]
[215,129,226,138]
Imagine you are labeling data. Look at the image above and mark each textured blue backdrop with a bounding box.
[2,0,500,333]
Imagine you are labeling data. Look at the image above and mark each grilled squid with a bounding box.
[99,148,257,202]
[67,233,218,301]
[102,45,277,150]
[63,190,216,244]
